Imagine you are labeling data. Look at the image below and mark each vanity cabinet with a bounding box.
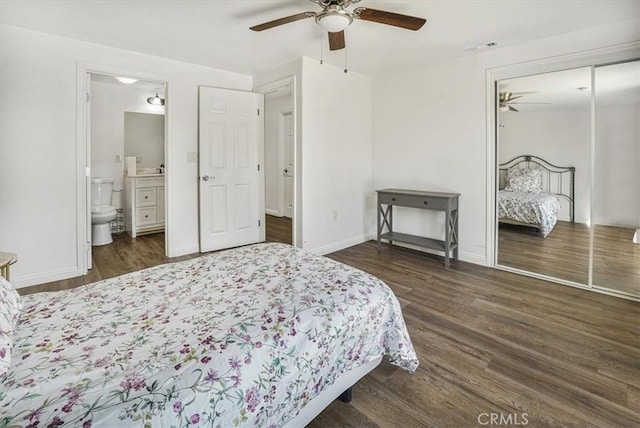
[125,176,165,238]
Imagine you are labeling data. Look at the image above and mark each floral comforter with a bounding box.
[1,243,418,428]
[498,191,562,237]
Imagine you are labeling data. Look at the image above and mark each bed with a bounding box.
[0,243,418,427]
[498,155,575,237]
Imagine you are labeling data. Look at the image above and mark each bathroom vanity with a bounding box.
[125,175,165,238]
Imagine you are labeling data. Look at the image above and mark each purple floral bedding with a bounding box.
[1,243,418,427]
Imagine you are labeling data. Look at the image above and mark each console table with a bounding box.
[376,189,460,268]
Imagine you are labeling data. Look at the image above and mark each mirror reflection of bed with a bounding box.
[496,63,640,298]
[497,155,590,284]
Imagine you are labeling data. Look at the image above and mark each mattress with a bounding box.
[498,190,561,237]
[1,243,418,427]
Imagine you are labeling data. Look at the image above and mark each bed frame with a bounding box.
[499,155,575,227]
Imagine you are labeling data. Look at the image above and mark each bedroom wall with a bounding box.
[264,93,292,216]
[0,24,252,287]
[499,107,591,223]
[371,19,640,265]
[254,58,373,254]
[300,58,373,254]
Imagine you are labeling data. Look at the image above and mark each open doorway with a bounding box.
[87,72,167,269]
[262,80,295,245]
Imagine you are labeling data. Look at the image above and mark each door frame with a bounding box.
[76,62,172,275]
[279,110,293,218]
[256,76,299,247]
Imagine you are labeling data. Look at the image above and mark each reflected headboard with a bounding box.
[499,155,575,223]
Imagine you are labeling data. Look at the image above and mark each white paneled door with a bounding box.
[199,87,264,252]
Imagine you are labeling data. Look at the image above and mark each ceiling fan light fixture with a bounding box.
[147,93,165,106]
[316,9,353,32]
[115,76,138,84]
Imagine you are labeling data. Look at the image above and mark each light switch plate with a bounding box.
[187,152,198,163]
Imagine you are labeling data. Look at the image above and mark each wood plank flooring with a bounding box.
[265,214,292,244]
[499,221,640,297]
[18,239,640,427]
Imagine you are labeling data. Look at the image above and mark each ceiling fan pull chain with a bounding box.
[344,44,348,73]
[319,27,324,65]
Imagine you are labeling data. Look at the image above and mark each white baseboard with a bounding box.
[265,208,281,217]
[309,234,370,256]
[11,266,83,289]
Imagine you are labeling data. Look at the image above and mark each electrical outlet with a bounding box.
[136,156,142,163]
[332,210,338,221]
[115,154,122,163]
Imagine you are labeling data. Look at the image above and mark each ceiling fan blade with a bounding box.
[354,7,426,30]
[250,12,315,31]
[328,30,346,51]
[506,95,523,102]
[508,106,519,112]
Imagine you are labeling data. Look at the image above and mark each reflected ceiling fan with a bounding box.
[499,92,550,112]
[250,0,426,51]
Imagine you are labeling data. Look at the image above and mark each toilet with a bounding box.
[91,177,117,246]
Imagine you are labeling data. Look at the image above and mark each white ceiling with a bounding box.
[1,0,639,76]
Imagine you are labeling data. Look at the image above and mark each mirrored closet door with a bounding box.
[495,60,640,299]
[592,61,640,297]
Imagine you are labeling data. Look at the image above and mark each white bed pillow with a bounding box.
[0,276,22,377]
[506,167,543,193]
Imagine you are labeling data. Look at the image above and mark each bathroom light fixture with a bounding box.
[115,76,138,84]
[316,9,353,32]
[147,93,165,106]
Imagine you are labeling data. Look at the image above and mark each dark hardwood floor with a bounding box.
[499,221,640,297]
[265,214,292,244]
[18,238,640,427]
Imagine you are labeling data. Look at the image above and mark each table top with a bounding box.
[0,252,18,267]
[376,188,460,198]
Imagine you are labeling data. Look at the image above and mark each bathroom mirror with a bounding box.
[124,112,165,169]
[496,67,592,285]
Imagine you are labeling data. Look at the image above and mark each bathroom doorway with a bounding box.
[86,72,167,270]
[259,78,296,245]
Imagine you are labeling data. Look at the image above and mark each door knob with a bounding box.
[201,175,214,181]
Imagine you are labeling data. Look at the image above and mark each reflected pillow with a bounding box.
[506,167,543,193]
[0,276,22,377]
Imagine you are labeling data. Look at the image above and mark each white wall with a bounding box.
[91,80,165,201]
[300,58,373,254]
[0,24,251,287]
[371,19,640,264]
[255,58,373,254]
[264,93,292,215]
[499,107,591,223]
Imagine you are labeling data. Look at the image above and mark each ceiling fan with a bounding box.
[250,0,426,51]
[499,92,550,112]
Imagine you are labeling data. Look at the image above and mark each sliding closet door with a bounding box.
[496,68,592,285]
[592,61,640,298]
